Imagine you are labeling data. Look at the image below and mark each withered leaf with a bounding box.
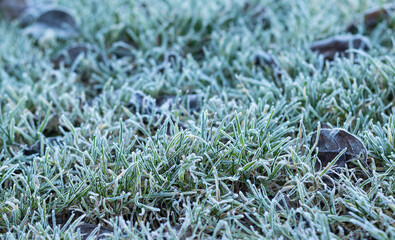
[23,136,65,156]
[98,24,138,50]
[310,35,370,61]
[156,94,204,114]
[18,6,41,27]
[156,51,183,73]
[51,43,101,69]
[91,90,157,115]
[253,50,278,68]
[364,3,395,29]
[108,41,135,59]
[24,7,80,39]
[76,222,113,240]
[95,90,187,133]
[126,91,158,115]
[17,2,57,27]
[0,0,27,20]
[347,3,395,32]
[312,128,367,170]
[273,193,297,212]
[243,2,270,28]
[126,91,188,132]
[252,50,284,80]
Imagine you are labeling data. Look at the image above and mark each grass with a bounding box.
[0,0,395,239]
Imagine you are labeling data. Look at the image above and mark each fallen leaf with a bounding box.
[76,222,113,240]
[101,90,188,133]
[347,3,395,32]
[364,4,395,29]
[156,94,204,114]
[24,7,80,39]
[310,35,370,61]
[253,50,278,68]
[312,128,368,170]
[17,1,56,27]
[18,6,41,27]
[23,136,65,156]
[108,41,135,59]
[127,91,158,115]
[172,224,194,240]
[51,43,100,69]
[243,2,270,28]
[156,51,183,73]
[0,0,27,20]
[126,91,189,133]
[274,193,297,212]
[252,50,284,80]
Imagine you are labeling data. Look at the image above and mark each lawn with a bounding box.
[0,0,395,239]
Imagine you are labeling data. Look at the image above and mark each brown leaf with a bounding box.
[253,50,278,68]
[23,136,65,156]
[126,91,158,115]
[347,3,395,32]
[156,51,183,73]
[51,43,100,69]
[364,4,395,29]
[24,7,80,39]
[252,50,285,80]
[310,35,370,61]
[243,2,270,28]
[156,94,204,114]
[76,222,113,240]
[274,193,297,211]
[125,91,189,133]
[108,41,135,59]
[0,0,27,20]
[312,128,367,170]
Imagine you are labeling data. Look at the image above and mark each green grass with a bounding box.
[0,0,395,239]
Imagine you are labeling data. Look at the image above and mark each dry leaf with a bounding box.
[312,128,368,170]
[243,2,270,28]
[310,35,370,61]
[51,43,99,69]
[0,0,27,20]
[23,136,65,156]
[156,51,183,73]
[253,50,278,68]
[347,3,395,32]
[108,41,135,59]
[126,91,158,115]
[76,222,113,240]
[156,94,204,114]
[24,7,80,39]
